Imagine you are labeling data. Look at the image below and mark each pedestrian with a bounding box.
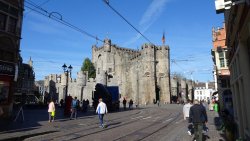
[96,98,108,128]
[86,99,89,111]
[77,99,80,110]
[60,99,64,108]
[200,100,209,133]
[70,97,78,120]
[64,95,73,115]
[189,99,208,141]
[48,99,55,122]
[82,99,87,112]
[183,99,193,135]
[129,99,133,109]
[123,98,127,110]
[157,100,160,107]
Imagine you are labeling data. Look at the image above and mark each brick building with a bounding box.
[211,23,232,115]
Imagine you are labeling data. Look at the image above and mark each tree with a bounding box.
[81,58,96,78]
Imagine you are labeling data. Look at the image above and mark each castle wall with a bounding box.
[92,40,171,105]
[44,39,171,106]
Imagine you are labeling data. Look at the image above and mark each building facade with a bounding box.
[194,82,214,102]
[224,2,250,140]
[14,57,36,104]
[215,0,250,140]
[211,23,232,114]
[0,0,24,117]
[44,39,171,106]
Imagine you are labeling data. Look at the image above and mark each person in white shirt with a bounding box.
[183,99,193,135]
[48,99,55,122]
[96,98,108,128]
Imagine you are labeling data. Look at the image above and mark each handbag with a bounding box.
[51,111,55,117]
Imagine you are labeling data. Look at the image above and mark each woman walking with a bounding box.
[48,99,55,122]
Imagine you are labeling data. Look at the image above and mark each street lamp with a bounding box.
[62,63,73,100]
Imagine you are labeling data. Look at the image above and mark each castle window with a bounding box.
[98,68,100,74]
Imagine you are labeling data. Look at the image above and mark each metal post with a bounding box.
[65,71,69,100]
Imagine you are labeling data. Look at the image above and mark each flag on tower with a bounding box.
[162,32,165,45]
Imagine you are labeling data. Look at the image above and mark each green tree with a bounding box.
[81,58,96,78]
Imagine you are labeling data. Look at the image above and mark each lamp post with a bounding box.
[62,63,73,100]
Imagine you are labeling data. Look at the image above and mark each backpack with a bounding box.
[72,100,77,108]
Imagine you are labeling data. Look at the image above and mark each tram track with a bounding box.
[25,107,182,141]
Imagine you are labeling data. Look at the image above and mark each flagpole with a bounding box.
[162,32,165,45]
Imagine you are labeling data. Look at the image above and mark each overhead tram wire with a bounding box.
[102,0,153,44]
[24,1,104,44]
[24,0,52,16]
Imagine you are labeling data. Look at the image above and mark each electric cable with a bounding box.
[24,0,52,16]
[103,0,153,44]
[24,0,104,43]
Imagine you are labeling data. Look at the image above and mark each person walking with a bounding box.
[129,99,133,109]
[70,97,78,120]
[96,98,108,128]
[123,98,127,110]
[189,99,208,141]
[48,99,55,122]
[183,99,193,135]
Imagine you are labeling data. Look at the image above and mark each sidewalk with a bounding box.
[141,103,226,141]
[176,109,226,141]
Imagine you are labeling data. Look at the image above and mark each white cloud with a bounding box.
[139,0,169,28]
[123,0,169,46]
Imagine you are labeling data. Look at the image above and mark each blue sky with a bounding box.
[21,0,224,82]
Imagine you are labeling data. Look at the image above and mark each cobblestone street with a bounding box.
[0,104,226,141]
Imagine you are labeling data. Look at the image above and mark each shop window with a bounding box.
[0,81,10,104]
[7,17,17,33]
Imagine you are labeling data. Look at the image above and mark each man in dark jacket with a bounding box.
[189,99,208,141]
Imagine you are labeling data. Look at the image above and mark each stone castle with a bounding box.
[44,39,171,105]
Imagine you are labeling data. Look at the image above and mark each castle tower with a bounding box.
[104,38,111,52]
[140,43,157,104]
[156,45,171,104]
